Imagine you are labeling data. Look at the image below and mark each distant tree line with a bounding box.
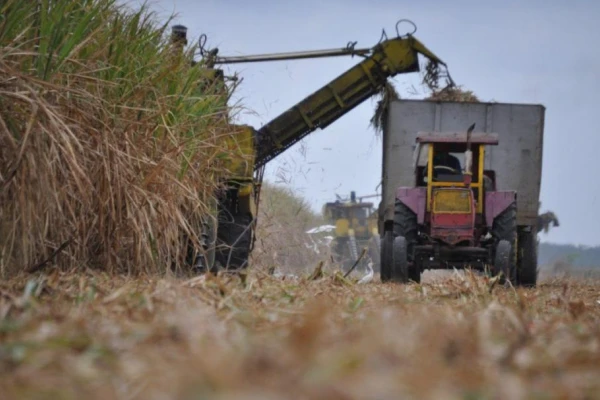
[539,243,600,268]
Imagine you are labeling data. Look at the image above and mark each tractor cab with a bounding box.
[413,130,499,246]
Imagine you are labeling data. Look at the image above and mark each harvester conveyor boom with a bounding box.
[252,36,447,168]
[211,35,450,169]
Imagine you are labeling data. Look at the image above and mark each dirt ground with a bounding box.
[1,268,599,400]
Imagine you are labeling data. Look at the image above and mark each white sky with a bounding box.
[140,0,600,246]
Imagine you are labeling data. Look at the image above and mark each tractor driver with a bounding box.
[433,151,462,173]
[422,150,463,183]
[423,151,462,179]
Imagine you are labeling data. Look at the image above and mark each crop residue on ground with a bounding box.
[1,270,599,400]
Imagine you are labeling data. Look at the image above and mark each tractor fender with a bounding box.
[485,191,517,227]
[395,187,426,224]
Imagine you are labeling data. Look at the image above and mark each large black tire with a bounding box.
[380,231,393,282]
[517,229,538,287]
[392,236,409,283]
[491,202,517,283]
[394,201,420,283]
[493,239,515,284]
[215,213,252,271]
[394,200,418,249]
[194,214,217,273]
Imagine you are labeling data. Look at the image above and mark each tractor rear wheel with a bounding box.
[517,229,538,287]
[392,236,409,283]
[492,202,518,283]
[215,213,253,271]
[380,231,393,282]
[493,239,516,284]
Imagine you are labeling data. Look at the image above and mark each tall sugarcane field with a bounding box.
[1,1,599,399]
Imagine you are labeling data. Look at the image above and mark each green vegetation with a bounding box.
[0,0,234,276]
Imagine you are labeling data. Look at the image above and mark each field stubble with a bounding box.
[0,267,599,400]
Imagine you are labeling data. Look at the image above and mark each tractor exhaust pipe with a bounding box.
[463,123,475,186]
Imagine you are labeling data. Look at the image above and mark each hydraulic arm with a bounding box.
[210,33,451,169]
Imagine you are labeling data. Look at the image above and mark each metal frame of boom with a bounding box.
[213,44,371,64]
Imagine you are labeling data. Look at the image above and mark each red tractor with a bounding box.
[380,124,534,285]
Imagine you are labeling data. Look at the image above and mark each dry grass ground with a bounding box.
[1,268,599,400]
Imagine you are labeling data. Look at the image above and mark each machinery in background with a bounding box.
[322,192,381,273]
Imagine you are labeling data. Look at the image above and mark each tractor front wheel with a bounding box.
[493,239,516,284]
[394,201,419,283]
[492,202,518,284]
[392,236,409,283]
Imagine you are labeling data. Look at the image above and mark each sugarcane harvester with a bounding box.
[323,192,381,273]
[172,21,454,272]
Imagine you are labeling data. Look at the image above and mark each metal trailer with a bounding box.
[380,99,545,233]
